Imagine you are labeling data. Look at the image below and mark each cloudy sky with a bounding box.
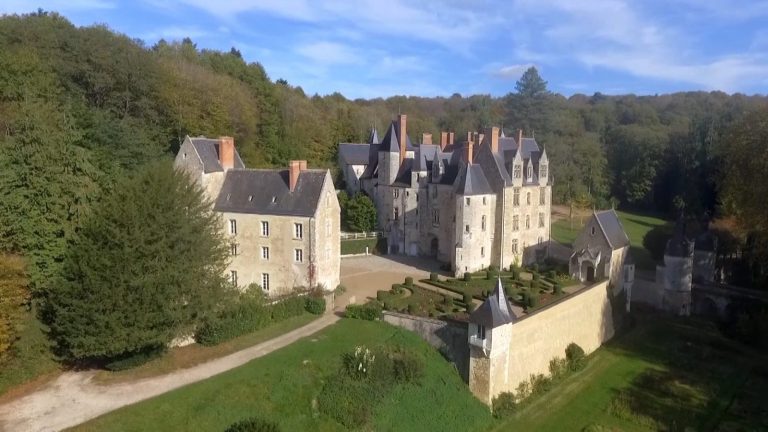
[3,0,768,98]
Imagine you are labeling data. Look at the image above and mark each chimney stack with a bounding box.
[466,131,473,143]
[398,114,407,164]
[517,129,523,146]
[440,132,448,150]
[448,132,455,145]
[463,141,474,165]
[422,133,432,145]
[219,136,235,171]
[488,126,499,153]
[289,160,306,192]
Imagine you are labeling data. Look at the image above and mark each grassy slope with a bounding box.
[495,313,767,431]
[71,320,494,432]
[552,210,670,270]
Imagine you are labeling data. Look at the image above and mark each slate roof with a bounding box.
[214,169,328,217]
[369,128,379,144]
[594,210,630,249]
[470,278,515,328]
[379,121,414,153]
[454,163,493,196]
[189,137,245,173]
[338,143,372,165]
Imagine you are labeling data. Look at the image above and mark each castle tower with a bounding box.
[468,278,514,405]
[661,220,694,316]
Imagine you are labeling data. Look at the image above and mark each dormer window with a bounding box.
[226,193,231,201]
[540,164,548,181]
[591,226,596,236]
[271,196,276,203]
[513,164,522,179]
[527,165,533,179]
[248,195,253,202]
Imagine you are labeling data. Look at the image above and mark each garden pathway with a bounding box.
[0,314,340,432]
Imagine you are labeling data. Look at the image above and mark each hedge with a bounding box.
[345,303,382,320]
[224,417,280,432]
[305,296,326,315]
[104,345,166,371]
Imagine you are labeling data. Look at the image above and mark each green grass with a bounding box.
[0,309,60,397]
[71,320,494,432]
[494,312,768,431]
[340,238,386,255]
[552,210,670,270]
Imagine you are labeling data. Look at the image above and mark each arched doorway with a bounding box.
[581,261,595,282]
[430,237,439,257]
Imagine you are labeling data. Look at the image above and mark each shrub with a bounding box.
[429,272,439,282]
[548,270,557,279]
[463,272,472,282]
[224,417,280,432]
[270,297,306,321]
[486,269,498,280]
[510,268,519,280]
[531,280,540,291]
[462,292,472,305]
[520,290,530,306]
[466,302,476,313]
[104,345,165,371]
[442,295,452,306]
[305,296,326,315]
[377,291,387,301]
[334,285,347,295]
[528,293,539,308]
[391,349,424,383]
[530,373,551,395]
[532,271,540,281]
[407,303,417,315]
[549,357,569,379]
[554,283,563,295]
[488,265,498,272]
[343,345,377,380]
[531,263,539,273]
[404,276,413,287]
[345,303,381,320]
[492,392,517,418]
[566,343,586,371]
[317,373,376,428]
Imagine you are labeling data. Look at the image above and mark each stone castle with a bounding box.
[339,114,551,276]
[174,136,340,296]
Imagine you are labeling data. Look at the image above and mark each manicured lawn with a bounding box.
[71,320,494,432]
[494,312,768,431]
[0,309,60,400]
[93,313,319,385]
[340,237,386,255]
[551,210,670,271]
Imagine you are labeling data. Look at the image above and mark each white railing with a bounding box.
[340,231,383,240]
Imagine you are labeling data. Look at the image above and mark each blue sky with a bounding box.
[3,0,768,98]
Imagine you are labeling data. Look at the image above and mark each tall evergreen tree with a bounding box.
[515,67,548,98]
[44,162,229,362]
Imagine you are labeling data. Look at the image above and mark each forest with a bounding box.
[0,11,766,300]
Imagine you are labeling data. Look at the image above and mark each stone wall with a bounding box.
[382,311,470,381]
[469,280,615,404]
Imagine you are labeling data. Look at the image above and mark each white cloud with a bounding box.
[493,63,535,79]
[139,26,210,42]
[295,41,358,65]
[0,0,114,14]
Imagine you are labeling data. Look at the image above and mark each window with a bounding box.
[431,185,438,199]
[393,189,400,198]
[230,270,238,287]
[527,165,533,179]
[525,215,530,229]
[481,215,486,231]
[526,192,531,205]
[261,221,269,236]
[261,246,269,260]
[539,213,545,228]
[261,273,270,291]
[230,243,238,256]
[482,197,487,205]
[513,215,519,231]
[183,152,187,159]
[513,188,520,206]
[591,226,596,236]
[295,249,303,263]
[229,219,237,235]
[481,247,485,257]
[513,164,521,179]
[540,187,546,205]
[625,269,631,282]
[465,224,470,233]
[432,209,440,226]
[394,207,400,221]
[476,324,486,340]
[466,197,471,206]
[540,164,548,181]
[512,239,518,254]
[294,223,303,239]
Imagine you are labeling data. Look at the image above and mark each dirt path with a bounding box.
[0,314,340,432]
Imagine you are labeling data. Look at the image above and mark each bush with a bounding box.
[305,296,326,315]
[442,295,452,306]
[317,373,376,428]
[407,303,417,315]
[548,357,569,379]
[391,349,424,383]
[554,283,563,295]
[429,272,439,282]
[377,291,387,301]
[466,302,476,313]
[492,392,517,418]
[510,268,519,280]
[566,343,586,371]
[528,293,539,308]
[345,303,381,321]
[463,272,472,282]
[390,284,402,294]
[488,264,498,272]
[547,270,557,279]
[224,417,280,432]
[104,345,165,371]
[486,269,498,280]
[334,285,347,295]
[531,263,539,273]
[462,292,472,305]
[520,290,530,306]
[532,272,540,281]
[404,276,413,287]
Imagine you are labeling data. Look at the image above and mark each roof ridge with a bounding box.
[593,210,614,249]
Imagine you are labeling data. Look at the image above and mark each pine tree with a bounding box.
[515,67,548,98]
[44,162,229,362]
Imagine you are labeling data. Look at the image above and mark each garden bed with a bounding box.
[376,282,467,318]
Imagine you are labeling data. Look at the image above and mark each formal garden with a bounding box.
[375,277,467,318]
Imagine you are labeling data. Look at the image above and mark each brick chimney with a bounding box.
[488,126,499,153]
[517,129,523,146]
[440,132,448,150]
[463,141,474,165]
[289,160,306,192]
[398,114,407,164]
[219,136,235,171]
[448,132,455,145]
[422,133,432,145]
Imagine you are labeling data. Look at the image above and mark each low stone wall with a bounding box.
[470,280,616,404]
[382,311,469,381]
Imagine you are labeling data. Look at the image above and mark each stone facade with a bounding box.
[174,136,340,296]
[468,280,616,405]
[339,115,552,276]
[570,210,633,295]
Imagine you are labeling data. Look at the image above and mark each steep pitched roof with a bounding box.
[470,278,515,328]
[214,169,328,217]
[378,121,414,153]
[338,143,371,165]
[189,137,245,173]
[454,163,493,196]
[594,209,630,249]
[369,128,379,144]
